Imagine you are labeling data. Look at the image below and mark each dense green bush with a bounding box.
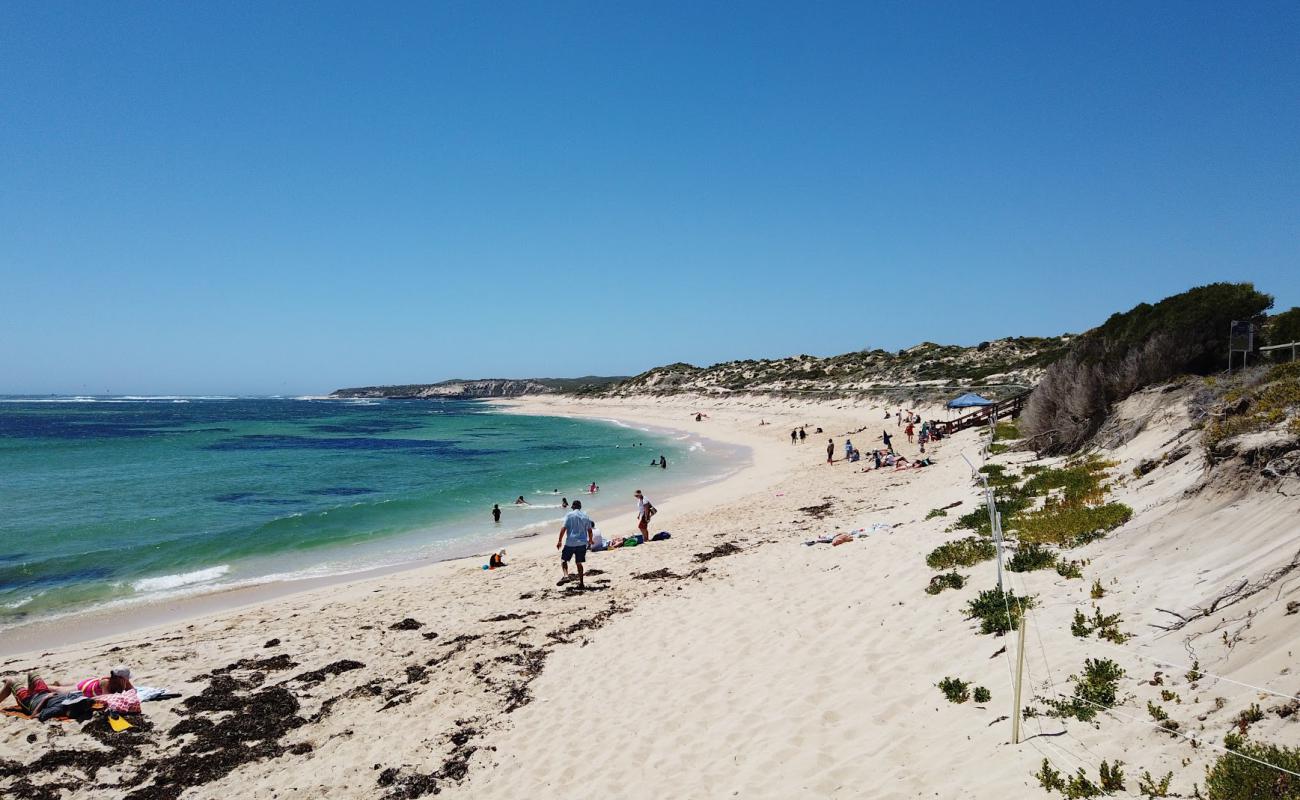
[938,676,970,703]
[1047,658,1126,722]
[1008,542,1058,572]
[973,686,991,703]
[1022,283,1275,454]
[1205,739,1300,799]
[966,587,1034,635]
[926,537,997,569]
[1016,502,1133,547]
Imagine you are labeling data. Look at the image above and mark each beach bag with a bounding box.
[651,532,671,542]
[103,689,141,714]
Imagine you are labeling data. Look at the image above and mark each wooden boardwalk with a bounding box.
[933,391,1030,437]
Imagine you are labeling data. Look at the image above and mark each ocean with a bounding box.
[0,396,738,626]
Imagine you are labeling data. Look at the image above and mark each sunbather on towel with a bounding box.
[75,666,133,698]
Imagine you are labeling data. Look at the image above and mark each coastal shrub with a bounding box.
[926,507,949,519]
[1071,606,1129,644]
[1057,560,1084,579]
[954,495,1032,536]
[938,677,970,703]
[1185,661,1203,684]
[1204,740,1300,799]
[1233,703,1265,734]
[1091,579,1106,599]
[973,686,991,703]
[1204,362,1300,450]
[994,421,1021,440]
[1047,658,1126,722]
[965,587,1034,635]
[925,571,967,595]
[926,537,996,570]
[1098,761,1125,793]
[1072,609,1093,638]
[1020,456,1114,505]
[1016,502,1133,547]
[1265,307,1300,361]
[1137,770,1173,798]
[1037,759,1067,793]
[1021,283,1275,454]
[1008,542,1057,573]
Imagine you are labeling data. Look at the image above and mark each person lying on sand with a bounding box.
[74,666,133,698]
[0,674,59,716]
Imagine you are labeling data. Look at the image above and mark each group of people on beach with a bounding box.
[1,666,134,722]
[554,488,662,589]
[816,408,941,471]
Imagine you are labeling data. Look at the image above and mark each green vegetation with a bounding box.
[1016,502,1133,547]
[1021,456,1115,506]
[926,537,997,570]
[1047,658,1126,722]
[1137,770,1173,798]
[926,507,949,519]
[1204,739,1300,799]
[965,587,1034,635]
[973,686,991,703]
[979,463,1021,488]
[1022,283,1275,454]
[1070,607,1130,644]
[1185,661,1203,684]
[1036,760,1126,798]
[1008,542,1058,572]
[1265,306,1300,360]
[938,677,970,703]
[994,421,1021,440]
[1091,579,1106,599]
[1204,362,1300,450]
[1233,703,1264,734]
[925,571,967,595]
[1056,560,1084,579]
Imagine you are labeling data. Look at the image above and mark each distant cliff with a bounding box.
[329,376,627,400]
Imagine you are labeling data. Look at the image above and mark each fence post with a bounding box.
[1012,613,1027,744]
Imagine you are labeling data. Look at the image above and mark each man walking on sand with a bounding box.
[557,500,594,589]
[826,438,835,464]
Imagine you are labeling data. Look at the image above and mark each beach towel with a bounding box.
[135,686,181,702]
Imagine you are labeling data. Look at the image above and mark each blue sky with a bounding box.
[2,2,1296,395]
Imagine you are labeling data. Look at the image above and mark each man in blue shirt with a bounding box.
[556,500,594,589]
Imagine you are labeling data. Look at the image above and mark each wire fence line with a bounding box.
[959,446,1300,791]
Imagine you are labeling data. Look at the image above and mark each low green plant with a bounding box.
[1090,579,1106,599]
[1037,759,1066,793]
[1069,606,1129,643]
[926,507,948,519]
[954,495,1032,536]
[1147,701,1168,722]
[938,676,970,703]
[1008,542,1058,572]
[1072,609,1093,638]
[926,537,997,569]
[994,420,1021,440]
[965,587,1034,635]
[1205,362,1300,451]
[973,686,991,703]
[1137,770,1173,797]
[1047,658,1126,722]
[1185,661,1203,684]
[1160,690,1179,703]
[1057,560,1084,579]
[1233,703,1264,734]
[1016,502,1133,547]
[1099,760,1125,792]
[1204,739,1300,799]
[925,571,966,595]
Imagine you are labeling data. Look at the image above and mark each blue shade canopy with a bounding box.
[947,393,994,409]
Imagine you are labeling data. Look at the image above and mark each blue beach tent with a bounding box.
[946,392,994,410]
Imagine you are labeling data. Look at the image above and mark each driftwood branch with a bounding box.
[1151,548,1300,632]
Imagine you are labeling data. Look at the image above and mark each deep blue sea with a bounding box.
[0,396,735,625]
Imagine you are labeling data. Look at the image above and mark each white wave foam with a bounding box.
[132,565,230,593]
[3,595,35,609]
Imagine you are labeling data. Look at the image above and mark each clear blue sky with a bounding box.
[2,2,1296,395]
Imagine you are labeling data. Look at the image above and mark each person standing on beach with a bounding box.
[491,504,501,523]
[634,489,655,539]
[791,429,797,445]
[799,427,806,442]
[826,438,834,464]
[557,500,594,589]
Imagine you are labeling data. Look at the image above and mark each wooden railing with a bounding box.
[933,391,1031,437]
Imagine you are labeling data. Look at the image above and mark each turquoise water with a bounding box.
[0,397,735,624]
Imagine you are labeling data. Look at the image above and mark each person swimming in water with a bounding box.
[514,496,529,505]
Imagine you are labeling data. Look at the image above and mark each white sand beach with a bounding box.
[3,392,1298,799]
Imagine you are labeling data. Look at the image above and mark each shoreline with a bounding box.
[0,404,758,658]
